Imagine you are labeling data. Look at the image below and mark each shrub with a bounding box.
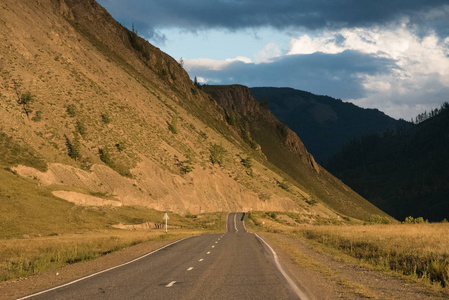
[241,156,253,169]
[115,142,127,152]
[210,144,226,166]
[168,115,178,134]
[369,214,391,224]
[75,120,87,137]
[99,147,113,167]
[278,179,290,191]
[17,92,34,118]
[66,104,77,117]
[101,113,112,124]
[403,216,427,224]
[31,111,43,122]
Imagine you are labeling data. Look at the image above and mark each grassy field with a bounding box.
[0,212,223,282]
[0,230,185,281]
[245,211,449,293]
[0,165,225,282]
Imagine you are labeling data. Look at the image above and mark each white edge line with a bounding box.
[242,213,248,233]
[17,236,195,300]
[166,281,176,287]
[255,233,310,300]
[226,212,230,233]
[234,214,238,232]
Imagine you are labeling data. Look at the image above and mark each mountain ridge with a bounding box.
[250,87,411,163]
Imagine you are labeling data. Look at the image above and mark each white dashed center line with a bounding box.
[207,251,210,254]
[187,267,193,271]
[199,259,204,262]
[212,245,215,248]
[166,281,176,287]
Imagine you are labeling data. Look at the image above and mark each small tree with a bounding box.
[75,120,87,137]
[18,92,34,118]
[179,57,184,68]
[169,115,178,134]
[99,147,113,167]
[65,133,81,161]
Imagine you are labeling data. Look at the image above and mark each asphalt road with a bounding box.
[21,213,307,300]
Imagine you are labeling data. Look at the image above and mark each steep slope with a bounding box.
[251,87,411,163]
[0,0,299,217]
[202,85,389,221]
[326,103,449,221]
[0,0,391,241]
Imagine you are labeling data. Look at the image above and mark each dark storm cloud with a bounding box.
[98,0,449,36]
[188,50,397,100]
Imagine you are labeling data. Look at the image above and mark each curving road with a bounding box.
[20,213,307,300]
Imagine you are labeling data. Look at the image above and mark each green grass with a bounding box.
[0,132,47,172]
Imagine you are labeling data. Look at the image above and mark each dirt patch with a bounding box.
[52,191,122,206]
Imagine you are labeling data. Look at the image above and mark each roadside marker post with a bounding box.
[163,213,169,234]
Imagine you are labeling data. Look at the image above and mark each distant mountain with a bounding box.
[250,87,411,163]
[325,103,449,221]
[203,85,388,220]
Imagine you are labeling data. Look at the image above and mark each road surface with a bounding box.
[20,213,307,300]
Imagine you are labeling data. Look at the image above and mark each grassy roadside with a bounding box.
[245,211,449,297]
[0,167,225,283]
[0,229,199,282]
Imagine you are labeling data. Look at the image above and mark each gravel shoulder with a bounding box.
[259,232,445,300]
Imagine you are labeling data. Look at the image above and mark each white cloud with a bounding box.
[254,43,281,63]
[287,24,449,119]
[288,34,344,55]
[184,56,251,71]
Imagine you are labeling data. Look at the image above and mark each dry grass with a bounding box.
[246,212,449,293]
[299,224,449,290]
[0,229,204,281]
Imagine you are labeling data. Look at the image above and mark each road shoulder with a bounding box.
[258,232,444,300]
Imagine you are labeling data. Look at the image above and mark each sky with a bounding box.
[97,0,449,120]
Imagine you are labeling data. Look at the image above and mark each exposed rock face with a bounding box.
[284,129,320,174]
[204,85,319,174]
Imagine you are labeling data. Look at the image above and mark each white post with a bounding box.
[163,213,169,234]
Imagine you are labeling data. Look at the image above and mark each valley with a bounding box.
[1,0,448,299]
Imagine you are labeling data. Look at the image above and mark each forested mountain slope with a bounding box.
[326,103,449,221]
[251,87,411,163]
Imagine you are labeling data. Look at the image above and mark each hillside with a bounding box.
[326,103,449,221]
[202,85,388,220]
[0,0,388,241]
[250,87,411,163]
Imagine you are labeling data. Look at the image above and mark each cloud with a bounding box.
[187,50,396,100]
[97,0,449,39]
[283,26,449,118]
[254,43,281,63]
